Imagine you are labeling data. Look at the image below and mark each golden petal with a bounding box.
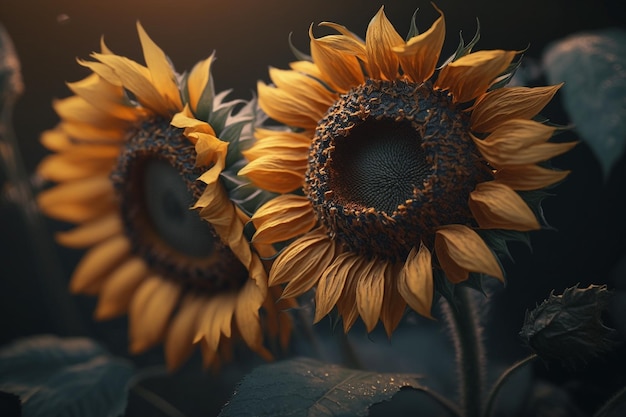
[164,294,204,371]
[40,129,72,152]
[471,84,563,132]
[257,81,320,130]
[40,198,116,224]
[268,228,333,286]
[380,262,406,337]
[235,280,273,361]
[239,154,307,194]
[171,106,216,136]
[469,181,540,231]
[69,235,131,294]
[281,238,338,299]
[252,195,316,245]
[435,224,503,283]
[92,52,170,116]
[314,251,360,323]
[187,56,214,114]
[397,243,434,319]
[37,175,113,207]
[269,67,337,110]
[55,213,123,249]
[94,257,148,320]
[129,276,182,354]
[37,153,115,182]
[393,5,445,83]
[136,21,182,111]
[336,259,361,332]
[289,60,325,80]
[60,120,126,143]
[309,26,366,93]
[197,293,236,352]
[356,258,385,332]
[435,50,516,103]
[52,96,129,130]
[67,73,140,122]
[365,6,404,80]
[494,164,570,190]
[244,135,310,163]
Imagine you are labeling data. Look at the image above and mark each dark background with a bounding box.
[1,0,626,416]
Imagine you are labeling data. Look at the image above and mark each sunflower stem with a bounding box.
[482,353,537,417]
[442,286,486,417]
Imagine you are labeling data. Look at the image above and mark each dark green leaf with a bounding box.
[0,335,135,417]
[219,357,424,417]
[543,28,626,178]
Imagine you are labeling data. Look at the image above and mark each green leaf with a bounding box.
[219,357,424,417]
[0,335,135,417]
[543,28,626,178]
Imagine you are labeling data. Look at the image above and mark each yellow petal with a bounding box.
[309,26,366,93]
[67,73,140,122]
[356,258,385,332]
[40,198,116,224]
[69,235,131,294]
[471,84,563,132]
[269,228,334,286]
[314,251,360,323]
[290,60,325,81]
[94,257,148,320]
[187,55,214,114]
[380,262,406,337]
[171,105,216,136]
[37,175,113,207]
[257,81,321,130]
[37,153,115,182]
[336,260,361,332]
[252,195,316,245]
[494,164,570,190]
[269,67,336,111]
[393,5,445,83]
[129,276,181,354]
[235,280,272,361]
[365,7,404,80]
[435,224,503,283]
[280,237,337,299]
[92,52,170,116]
[164,294,204,371]
[60,120,126,142]
[136,21,182,111]
[436,50,516,103]
[52,96,129,130]
[55,213,123,249]
[469,181,540,231]
[196,293,236,352]
[239,153,307,194]
[397,243,434,319]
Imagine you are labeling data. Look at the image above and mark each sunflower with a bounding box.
[36,23,291,370]
[239,5,576,335]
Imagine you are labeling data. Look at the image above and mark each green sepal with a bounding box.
[288,32,312,62]
[222,120,250,167]
[179,71,190,107]
[461,272,488,296]
[489,54,524,91]
[405,9,420,41]
[518,190,554,230]
[209,90,245,134]
[440,18,481,68]
[433,268,455,306]
[477,229,531,261]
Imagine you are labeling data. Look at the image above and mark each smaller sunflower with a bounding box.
[36,23,291,370]
[240,5,576,335]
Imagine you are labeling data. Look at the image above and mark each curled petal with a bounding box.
[397,243,434,319]
[469,181,540,231]
[435,224,503,283]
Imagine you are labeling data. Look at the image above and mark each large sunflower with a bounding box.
[239,6,576,335]
[36,23,291,370]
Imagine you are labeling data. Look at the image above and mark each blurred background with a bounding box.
[1,0,625,416]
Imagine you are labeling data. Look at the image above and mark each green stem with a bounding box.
[442,286,486,417]
[593,385,626,417]
[482,353,538,417]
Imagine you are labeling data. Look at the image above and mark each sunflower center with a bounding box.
[111,118,248,293]
[306,79,493,262]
